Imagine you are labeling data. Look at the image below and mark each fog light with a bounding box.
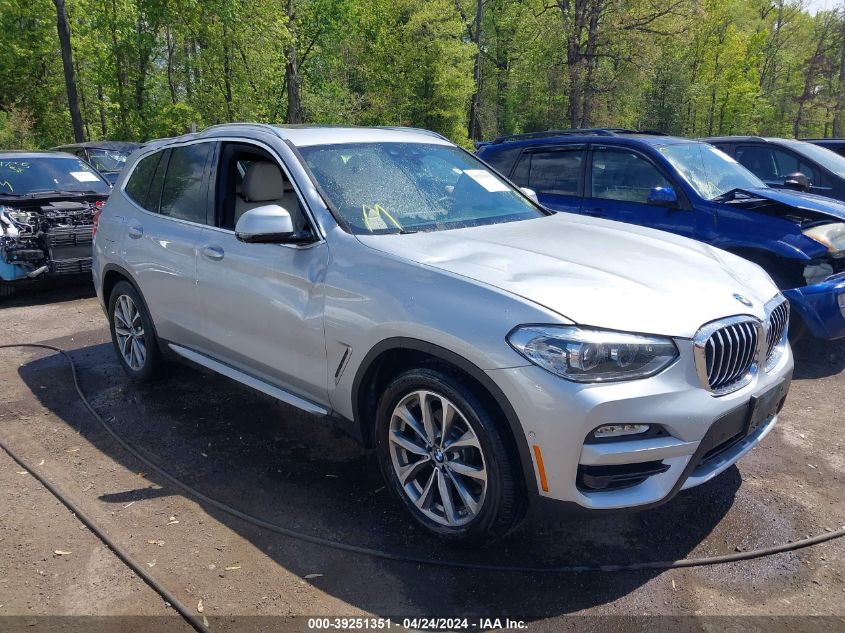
[838,293,845,308]
[593,424,650,439]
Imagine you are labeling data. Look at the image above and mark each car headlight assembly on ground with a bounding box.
[507,325,679,382]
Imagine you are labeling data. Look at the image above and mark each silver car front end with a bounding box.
[487,297,793,510]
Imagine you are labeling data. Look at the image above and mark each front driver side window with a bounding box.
[736,146,818,183]
[591,148,670,203]
[215,142,307,233]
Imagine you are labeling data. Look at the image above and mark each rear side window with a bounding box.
[526,149,584,196]
[159,143,213,224]
[590,148,670,203]
[735,145,818,183]
[125,152,163,212]
[481,146,521,177]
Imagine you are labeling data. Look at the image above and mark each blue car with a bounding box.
[476,129,845,340]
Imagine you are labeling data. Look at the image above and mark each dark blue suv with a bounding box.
[477,129,845,340]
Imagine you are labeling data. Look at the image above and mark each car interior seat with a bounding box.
[235,161,303,229]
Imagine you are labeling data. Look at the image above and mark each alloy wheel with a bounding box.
[388,390,488,527]
[113,294,146,371]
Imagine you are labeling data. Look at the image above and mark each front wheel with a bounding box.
[0,282,16,300]
[375,367,526,545]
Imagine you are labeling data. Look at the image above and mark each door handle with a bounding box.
[202,245,225,261]
[127,224,143,239]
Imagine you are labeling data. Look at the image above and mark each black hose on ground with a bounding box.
[0,437,207,633]
[2,342,843,576]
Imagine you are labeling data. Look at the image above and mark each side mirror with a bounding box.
[235,204,294,243]
[783,172,810,192]
[647,186,678,206]
[520,187,539,204]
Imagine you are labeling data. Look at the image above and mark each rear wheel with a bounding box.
[375,367,526,545]
[108,281,163,381]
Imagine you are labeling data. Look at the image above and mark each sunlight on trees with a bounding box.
[0,0,843,147]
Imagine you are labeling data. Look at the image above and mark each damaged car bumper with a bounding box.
[786,272,845,340]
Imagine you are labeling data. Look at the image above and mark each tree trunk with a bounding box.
[562,0,589,128]
[74,59,91,140]
[53,0,85,142]
[285,0,303,123]
[223,39,234,120]
[285,50,303,123]
[97,83,108,137]
[467,0,483,140]
[110,0,128,135]
[166,25,178,104]
[833,17,845,137]
[580,2,601,127]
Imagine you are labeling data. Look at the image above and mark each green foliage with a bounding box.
[0,107,38,149]
[1,0,844,147]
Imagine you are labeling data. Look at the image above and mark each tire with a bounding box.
[108,281,164,382]
[787,310,807,344]
[0,282,16,300]
[375,367,526,545]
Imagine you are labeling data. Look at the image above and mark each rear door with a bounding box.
[118,141,213,348]
[509,145,585,213]
[584,145,699,238]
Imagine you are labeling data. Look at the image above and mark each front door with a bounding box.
[195,141,330,405]
[585,145,699,239]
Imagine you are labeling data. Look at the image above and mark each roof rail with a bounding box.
[376,126,450,141]
[489,127,666,144]
[200,122,282,137]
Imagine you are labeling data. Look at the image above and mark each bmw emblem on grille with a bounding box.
[733,293,753,307]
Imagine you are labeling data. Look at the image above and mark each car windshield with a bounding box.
[0,156,110,195]
[298,142,544,234]
[659,142,765,200]
[781,140,845,178]
[86,148,132,173]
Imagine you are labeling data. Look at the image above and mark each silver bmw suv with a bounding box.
[93,124,793,544]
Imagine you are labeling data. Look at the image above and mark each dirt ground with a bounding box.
[0,283,843,632]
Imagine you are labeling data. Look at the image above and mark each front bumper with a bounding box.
[785,273,845,340]
[486,337,793,510]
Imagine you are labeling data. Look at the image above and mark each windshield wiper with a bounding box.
[48,189,105,197]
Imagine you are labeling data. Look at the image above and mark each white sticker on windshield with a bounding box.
[712,147,737,163]
[464,169,510,192]
[70,171,99,182]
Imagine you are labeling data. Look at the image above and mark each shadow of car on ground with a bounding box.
[16,337,744,620]
[792,336,845,380]
[1,277,95,308]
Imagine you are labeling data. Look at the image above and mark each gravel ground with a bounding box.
[0,284,843,632]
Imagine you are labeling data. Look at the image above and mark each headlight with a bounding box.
[507,325,679,383]
[803,222,845,255]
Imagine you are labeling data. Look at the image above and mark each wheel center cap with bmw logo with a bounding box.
[734,293,753,307]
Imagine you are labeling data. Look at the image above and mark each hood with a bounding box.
[739,187,845,222]
[358,213,779,338]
